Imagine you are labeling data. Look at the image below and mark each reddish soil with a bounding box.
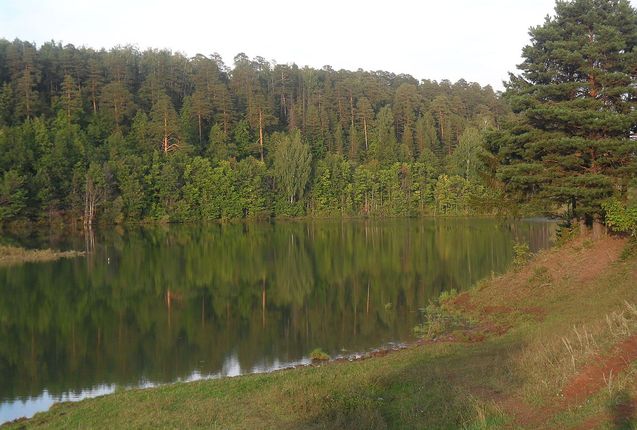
[495,333,637,429]
[562,334,637,405]
[450,292,474,311]
[469,236,625,311]
[451,292,546,322]
[463,236,631,429]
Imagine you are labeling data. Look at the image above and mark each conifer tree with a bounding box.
[494,0,637,222]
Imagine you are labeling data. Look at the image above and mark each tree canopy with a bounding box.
[491,0,637,222]
[0,39,506,224]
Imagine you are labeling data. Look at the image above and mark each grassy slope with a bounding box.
[5,236,637,430]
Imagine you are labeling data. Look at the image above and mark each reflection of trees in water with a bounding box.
[0,220,555,402]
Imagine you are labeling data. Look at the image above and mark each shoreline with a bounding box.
[1,212,550,231]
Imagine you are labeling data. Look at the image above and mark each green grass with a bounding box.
[4,235,637,429]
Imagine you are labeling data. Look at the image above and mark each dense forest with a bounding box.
[1,0,636,227]
[0,39,508,225]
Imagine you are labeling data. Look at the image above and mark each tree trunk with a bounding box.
[592,216,606,240]
[349,92,354,128]
[91,81,97,114]
[363,117,368,150]
[259,108,264,162]
[84,176,95,227]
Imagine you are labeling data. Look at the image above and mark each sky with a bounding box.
[0,0,605,90]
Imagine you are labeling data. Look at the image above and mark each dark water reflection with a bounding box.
[0,218,555,422]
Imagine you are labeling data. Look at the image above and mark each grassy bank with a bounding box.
[0,245,84,267]
[4,235,637,429]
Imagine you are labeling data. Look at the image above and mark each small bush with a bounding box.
[512,242,531,269]
[603,198,637,236]
[438,288,458,303]
[310,348,330,362]
[556,222,578,247]
[414,291,474,340]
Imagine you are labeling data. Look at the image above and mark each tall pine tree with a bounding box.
[494,0,637,223]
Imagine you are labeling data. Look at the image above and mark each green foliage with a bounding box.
[434,174,471,215]
[447,127,487,181]
[512,242,531,269]
[273,130,312,205]
[0,169,27,222]
[414,290,473,340]
[555,222,578,247]
[493,0,637,223]
[603,198,637,236]
[309,348,330,362]
[0,38,510,224]
[438,288,458,303]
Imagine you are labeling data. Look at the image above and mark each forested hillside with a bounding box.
[0,40,508,224]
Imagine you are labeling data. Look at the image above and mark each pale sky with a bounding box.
[0,0,616,90]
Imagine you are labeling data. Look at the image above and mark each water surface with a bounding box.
[0,219,555,423]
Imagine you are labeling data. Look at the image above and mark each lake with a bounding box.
[0,218,555,423]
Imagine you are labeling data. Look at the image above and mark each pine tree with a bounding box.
[100,81,135,128]
[150,91,181,154]
[59,74,82,124]
[356,96,374,152]
[11,42,40,120]
[393,83,420,152]
[371,106,398,165]
[0,83,13,125]
[415,114,439,159]
[494,0,637,222]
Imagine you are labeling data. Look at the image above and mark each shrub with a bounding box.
[414,291,473,340]
[603,198,637,236]
[512,242,531,269]
[556,222,578,247]
[309,348,330,362]
[438,288,458,303]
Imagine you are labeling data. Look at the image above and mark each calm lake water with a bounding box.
[0,219,555,423]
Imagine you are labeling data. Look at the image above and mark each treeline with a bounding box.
[0,39,508,224]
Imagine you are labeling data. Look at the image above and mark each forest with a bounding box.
[0,39,509,225]
[1,0,636,227]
